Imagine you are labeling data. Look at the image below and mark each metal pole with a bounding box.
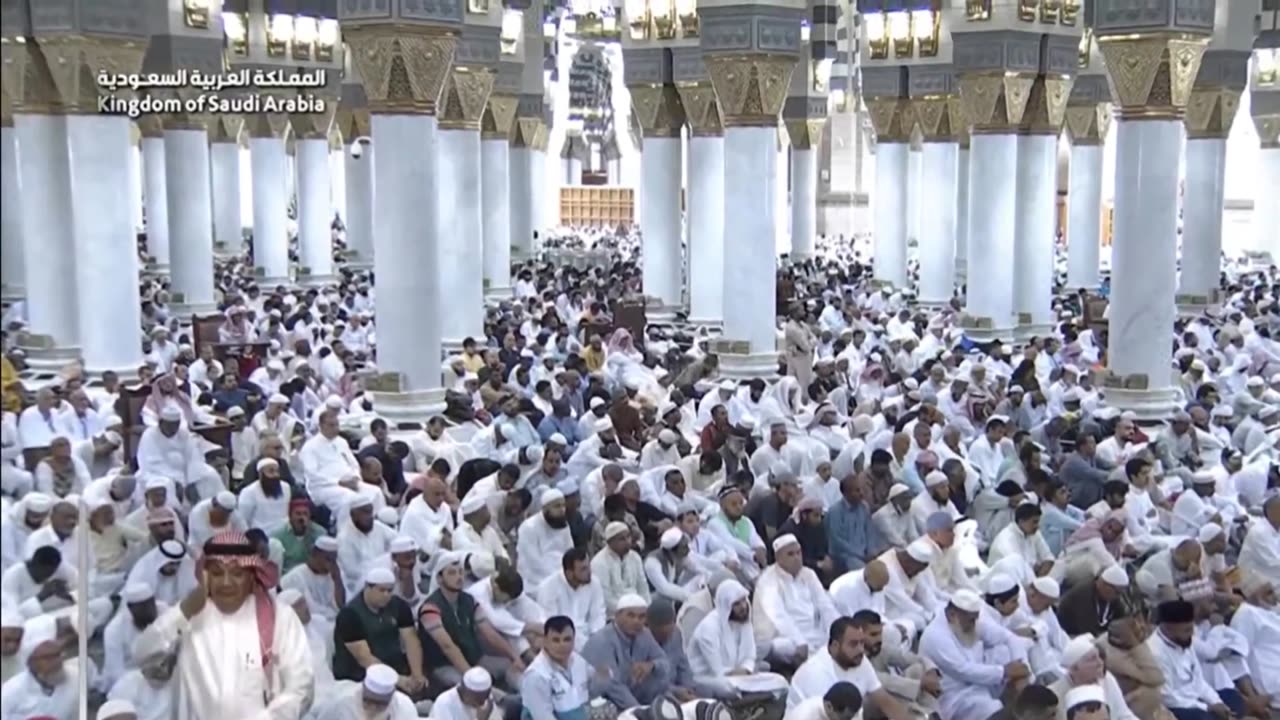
[77,497,90,720]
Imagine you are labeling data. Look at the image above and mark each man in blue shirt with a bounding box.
[826,474,886,573]
[538,399,581,457]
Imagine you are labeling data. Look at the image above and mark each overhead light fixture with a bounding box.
[676,0,698,38]
[267,13,293,57]
[813,58,834,93]
[1017,0,1037,21]
[1039,0,1060,23]
[625,0,650,39]
[293,16,318,60]
[888,11,911,58]
[652,0,677,40]
[501,9,522,55]
[865,12,888,59]
[966,0,991,21]
[184,0,211,29]
[1259,48,1278,86]
[563,15,577,33]
[223,11,248,56]
[468,0,490,14]
[1077,28,1093,70]
[602,14,617,32]
[800,20,811,43]
[316,18,339,61]
[830,88,847,112]
[1061,0,1080,25]
[912,9,939,56]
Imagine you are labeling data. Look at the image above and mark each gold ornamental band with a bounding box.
[1095,32,1208,122]
[343,24,459,117]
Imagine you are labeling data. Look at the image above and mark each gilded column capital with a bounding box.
[0,39,28,125]
[343,26,458,117]
[209,115,245,144]
[329,127,343,151]
[785,118,826,150]
[1020,75,1074,135]
[155,87,214,132]
[481,93,518,141]
[511,117,549,150]
[36,35,147,115]
[865,97,914,144]
[136,115,165,139]
[957,72,1036,135]
[244,112,291,140]
[335,106,372,141]
[705,55,795,129]
[1064,102,1111,146]
[1095,34,1208,121]
[913,96,963,143]
[676,82,722,138]
[1256,115,1280,150]
[629,84,685,138]
[439,65,495,132]
[290,92,339,140]
[1183,87,1240,140]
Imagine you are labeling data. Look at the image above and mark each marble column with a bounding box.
[786,120,822,260]
[247,115,292,285]
[210,117,244,257]
[344,24,453,424]
[1,119,25,302]
[344,139,374,268]
[293,105,338,287]
[128,133,143,234]
[867,97,911,289]
[329,135,347,223]
[631,84,686,322]
[1178,86,1240,311]
[482,95,516,298]
[1096,32,1209,419]
[510,104,544,261]
[437,65,494,353]
[139,119,170,274]
[679,82,724,328]
[914,95,961,307]
[1255,114,1280,261]
[68,113,144,377]
[954,138,970,287]
[1064,99,1108,291]
[164,120,217,313]
[1013,77,1069,340]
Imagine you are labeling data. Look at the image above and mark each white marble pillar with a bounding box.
[510,142,536,260]
[873,142,909,288]
[640,136,683,320]
[568,157,582,185]
[211,140,243,257]
[918,140,958,306]
[296,137,335,286]
[438,126,484,353]
[164,125,216,313]
[1066,141,1103,290]
[249,132,291,285]
[687,133,724,327]
[955,143,970,286]
[775,139,790,255]
[532,147,548,246]
[344,141,374,268]
[370,112,446,421]
[68,115,144,377]
[964,133,1018,341]
[1258,145,1280,261]
[1,124,25,302]
[15,114,79,359]
[1177,136,1225,306]
[1013,133,1057,339]
[907,142,922,252]
[721,124,779,378]
[141,133,170,273]
[128,141,143,234]
[330,145,347,222]
[482,130,512,298]
[790,146,817,259]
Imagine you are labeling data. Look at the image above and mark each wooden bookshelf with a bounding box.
[559,187,635,227]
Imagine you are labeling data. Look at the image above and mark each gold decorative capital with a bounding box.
[676,82,722,137]
[958,72,1036,134]
[1256,115,1280,150]
[290,99,337,139]
[705,54,796,129]
[35,35,147,115]
[1182,87,1239,140]
[439,65,495,131]
[0,39,30,123]
[343,25,458,116]
[481,93,517,140]
[136,114,165,139]
[866,97,914,143]
[1064,102,1110,145]
[629,83,685,137]
[208,114,244,144]
[244,112,291,139]
[335,105,372,141]
[785,118,825,149]
[1020,75,1073,135]
[511,117,547,149]
[155,87,213,132]
[912,95,963,142]
[1095,34,1208,121]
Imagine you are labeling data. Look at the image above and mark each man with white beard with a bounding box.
[430,667,495,720]
[918,590,1032,720]
[1229,577,1280,714]
[0,614,81,719]
[281,536,345,641]
[310,663,419,720]
[517,488,575,587]
[105,634,178,720]
[336,496,397,598]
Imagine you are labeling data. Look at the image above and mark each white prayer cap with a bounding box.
[98,700,138,720]
[617,593,648,611]
[364,567,396,587]
[851,415,876,434]
[541,488,565,506]
[144,476,168,491]
[348,495,374,511]
[1197,523,1224,544]
[596,416,615,432]
[389,535,417,553]
[924,470,948,488]
[624,377,641,390]
[376,507,399,526]
[604,521,630,541]
[463,667,493,693]
[122,582,155,604]
[315,536,339,552]
[556,479,579,496]
[268,393,289,405]
[1062,635,1099,667]
[256,457,279,472]
[1191,359,1207,371]
[987,414,1010,426]
[1099,564,1129,587]
[589,397,605,409]
[1248,376,1266,388]
[950,589,983,613]
[549,433,568,445]
[226,406,246,418]
[658,429,679,444]
[719,379,737,391]
[325,395,344,409]
[24,493,53,513]
[459,492,487,516]
[267,359,285,371]
[1064,684,1106,711]
[660,527,684,550]
[1062,387,1084,402]
[1008,385,1024,394]
[214,491,237,510]
[1031,577,1061,600]
[772,533,800,553]
[1271,373,1280,385]
[985,573,1017,595]
[1191,472,1217,486]
[159,406,183,422]
[887,483,911,500]
[363,664,399,696]
[658,401,678,417]
[906,538,936,564]
[149,326,168,337]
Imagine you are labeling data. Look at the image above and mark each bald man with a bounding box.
[1135,539,1206,602]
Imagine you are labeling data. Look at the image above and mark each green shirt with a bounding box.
[272,522,326,574]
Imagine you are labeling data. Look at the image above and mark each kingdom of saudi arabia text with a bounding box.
[98,93,328,119]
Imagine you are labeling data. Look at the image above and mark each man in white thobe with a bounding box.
[754,534,841,665]
[335,495,396,598]
[99,582,167,693]
[280,536,345,643]
[298,409,362,517]
[310,663,418,720]
[535,547,606,651]
[1230,578,1280,711]
[136,407,203,489]
[918,590,1031,720]
[429,666,494,720]
[400,475,455,555]
[0,614,82,720]
[1239,496,1280,582]
[516,488,575,588]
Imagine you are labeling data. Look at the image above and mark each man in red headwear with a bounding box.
[136,530,315,719]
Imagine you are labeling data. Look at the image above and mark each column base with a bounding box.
[1014,319,1054,343]
[170,301,219,316]
[371,388,447,431]
[255,274,292,288]
[1175,292,1219,318]
[18,339,81,372]
[646,305,680,325]
[213,241,242,258]
[1100,386,1182,422]
[686,316,724,332]
[484,285,513,301]
[83,363,142,383]
[296,272,337,289]
[712,338,779,381]
[441,338,480,357]
[144,263,170,277]
[1,286,25,304]
[958,314,1015,344]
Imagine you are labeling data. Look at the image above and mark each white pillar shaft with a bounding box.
[211,141,242,255]
[344,143,374,264]
[330,148,347,222]
[641,137,682,313]
[907,147,922,248]
[128,143,143,233]
[372,114,442,393]
[69,115,142,375]
[955,147,970,285]
[965,133,1018,336]
[250,137,290,283]
[775,143,789,255]
[141,136,170,269]
[164,128,216,312]
[1178,138,1225,300]
[918,142,958,305]
[1013,134,1057,334]
[482,138,512,296]
[510,146,535,259]
[1066,143,1103,290]
[723,126,777,354]
[297,138,334,283]
[873,142,909,288]
[1,125,25,299]
[790,148,816,258]
[438,129,484,348]
[1258,147,1280,260]
[1108,119,1182,414]
[569,157,582,185]
[688,135,724,326]
[532,148,548,243]
[16,115,78,347]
